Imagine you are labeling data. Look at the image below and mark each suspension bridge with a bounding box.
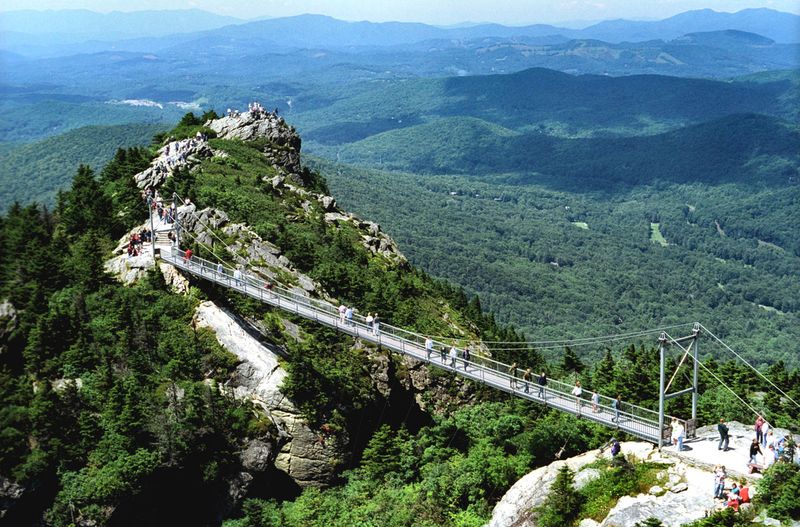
[139,194,796,447]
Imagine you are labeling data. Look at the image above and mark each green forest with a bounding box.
[1,116,799,525]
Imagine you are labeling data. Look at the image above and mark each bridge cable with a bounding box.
[698,323,800,409]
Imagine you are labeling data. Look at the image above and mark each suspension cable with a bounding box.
[699,323,800,409]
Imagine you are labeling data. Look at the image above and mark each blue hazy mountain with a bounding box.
[0,8,245,40]
[1,8,797,60]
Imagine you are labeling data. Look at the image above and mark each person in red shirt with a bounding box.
[184,248,193,263]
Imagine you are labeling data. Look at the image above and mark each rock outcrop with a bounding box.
[134,136,213,190]
[489,442,724,527]
[193,301,343,487]
[208,110,303,181]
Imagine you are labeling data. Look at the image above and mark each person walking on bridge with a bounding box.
[440,345,447,363]
[366,312,374,331]
[591,391,600,413]
[345,306,353,327]
[571,381,583,413]
[522,368,532,393]
[612,394,621,423]
[462,346,471,371]
[508,363,518,388]
[537,371,547,398]
[449,346,458,368]
[372,313,380,335]
[425,338,433,361]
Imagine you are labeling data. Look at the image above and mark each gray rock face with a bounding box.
[240,439,274,472]
[0,476,24,519]
[0,300,17,354]
[489,442,720,527]
[194,301,343,487]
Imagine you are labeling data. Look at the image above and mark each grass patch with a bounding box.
[650,222,668,246]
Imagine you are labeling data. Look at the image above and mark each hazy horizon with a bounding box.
[1,1,799,26]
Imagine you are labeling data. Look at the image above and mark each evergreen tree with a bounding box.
[535,465,584,527]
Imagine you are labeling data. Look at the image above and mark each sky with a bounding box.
[1,0,799,26]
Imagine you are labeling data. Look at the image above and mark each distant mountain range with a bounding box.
[0,8,798,59]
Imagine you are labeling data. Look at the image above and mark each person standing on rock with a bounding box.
[671,418,685,452]
[761,420,770,448]
[755,415,764,444]
[749,437,763,464]
[713,465,726,499]
[718,418,730,451]
[537,371,547,398]
[425,337,433,361]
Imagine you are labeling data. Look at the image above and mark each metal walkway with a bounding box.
[155,241,674,443]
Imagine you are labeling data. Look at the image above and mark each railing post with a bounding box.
[691,322,700,424]
[658,332,667,449]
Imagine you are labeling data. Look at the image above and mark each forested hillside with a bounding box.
[0,123,167,212]
[312,156,800,368]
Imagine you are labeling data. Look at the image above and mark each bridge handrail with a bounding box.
[162,247,674,434]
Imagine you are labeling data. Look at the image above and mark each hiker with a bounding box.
[462,346,470,370]
[591,391,600,413]
[216,262,223,276]
[449,346,458,368]
[508,363,518,388]
[372,313,380,335]
[612,395,621,423]
[672,418,685,452]
[761,420,771,447]
[366,312,374,331]
[571,381,583,412]
[713,465,726,499]
[338,304,346,323]
[184,248,193,264]
[610,438,621,457]
[425,337,433,361]
[718,418,730,451]
[522,368,532,393]
[749,437,763,464]
[755,415,764,444]
[233,268,242,286]
[440,345,447,362]
[345,306,353,327]
[537,371,547,398]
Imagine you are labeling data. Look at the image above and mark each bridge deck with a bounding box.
[155,242,667,444]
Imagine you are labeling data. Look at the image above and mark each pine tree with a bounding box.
[535,465,584,527]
